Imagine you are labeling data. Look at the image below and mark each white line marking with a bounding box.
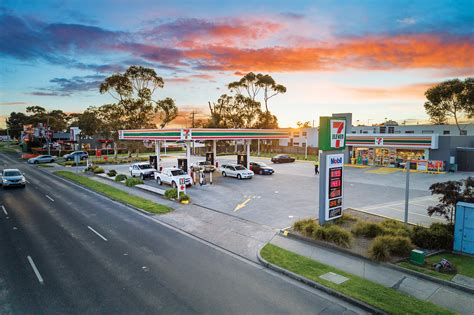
[26,180,30,184]
[87,226,108,241]
[1,205,7,216]
[45,195,55,202]
[27,256,44,284]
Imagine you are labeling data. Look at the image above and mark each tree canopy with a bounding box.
[424,78,474,133]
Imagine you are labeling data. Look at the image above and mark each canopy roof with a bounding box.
[119,128,289,141]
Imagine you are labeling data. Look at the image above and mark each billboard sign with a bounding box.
[325,153,344,220]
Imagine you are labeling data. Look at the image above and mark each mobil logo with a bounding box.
[330,156,343,165]
[330,119,346,149]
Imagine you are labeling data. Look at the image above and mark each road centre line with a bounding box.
[45,195,55,202]
[27,256,44,285]
[2,205,7,216]
[383,206,445,220]
[87,226,108,241]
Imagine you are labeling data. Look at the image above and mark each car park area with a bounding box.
[98,154,471,229]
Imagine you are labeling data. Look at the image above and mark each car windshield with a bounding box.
[138,164,152,169]
[4,171,21,177]
[255,162,267,167]
[235,166,246,170]
[171,170,186,176]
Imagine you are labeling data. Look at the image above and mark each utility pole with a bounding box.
[404,161,411,224]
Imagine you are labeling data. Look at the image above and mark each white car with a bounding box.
[220,164,254,179]
[129,162,157,179]
[155,167,193,187]
[1,169,26,188]
[28,155,56,164]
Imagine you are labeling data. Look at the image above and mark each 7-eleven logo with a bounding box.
[330,120,346,149]
[181,128,192,140]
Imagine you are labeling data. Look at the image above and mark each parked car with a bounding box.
[63,151,89,161]
[1,169,26,188]
[190,160,216,173]
[155,167,193,187]
[271,154,295,163]
[129,162,157,179]
[249,161,274,175]
[220,164,254,179]
[28,155,56,164]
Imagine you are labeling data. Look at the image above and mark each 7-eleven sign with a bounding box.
[181,129,192,141]
[330,120,346,149]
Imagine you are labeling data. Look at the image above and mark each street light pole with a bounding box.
[404,160,411,223]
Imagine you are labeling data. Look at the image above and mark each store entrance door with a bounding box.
[374,148,390,166]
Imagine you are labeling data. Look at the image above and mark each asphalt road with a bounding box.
[102,154,472,228]
[0,152,363,314]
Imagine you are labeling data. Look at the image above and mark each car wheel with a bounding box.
[21,184,26,188]
[34,160,38,164]
[156,177,162,185]
[172,181,177,188]
[51,159,55,163]
[237,174,242,180]
[222,171,226,177]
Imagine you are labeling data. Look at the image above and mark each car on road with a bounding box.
[249,162,274,175]
[220,164,254,179]
[1,168,26,188]
[28,155,56,164]
[271,154,295,163]
[190,160,216,173]
[129,162,157,179]
[63,151,89,161]
[155,167,193,187]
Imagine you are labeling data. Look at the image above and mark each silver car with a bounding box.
[28,155,56,164]
[1,169,26,188]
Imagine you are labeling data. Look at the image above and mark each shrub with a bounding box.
[125,177,143,187]
[93,167,104,174]
[107,170,117,177]
[302,221,319,237]
[369,235,413,261]
[411,223,454,250]
[333,213,358,225]
[64,161,75,166]
[165,188,178,199]
[323,225,352,248]
[115,174,127,182]
[380,219,411,237]
[293,218,315,231]
[180,194,190,202]
[352,222,384,238]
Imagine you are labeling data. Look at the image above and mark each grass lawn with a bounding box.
[399,253,474,281]
[261,244,453,315]
[54,171,173,215]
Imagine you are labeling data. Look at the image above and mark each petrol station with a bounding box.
[118,128,289,174]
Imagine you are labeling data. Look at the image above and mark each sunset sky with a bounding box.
[1,0,473,128]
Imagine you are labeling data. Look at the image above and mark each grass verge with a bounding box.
[399,253,474,281]
[261,244,453,315]
[54,171,173,215]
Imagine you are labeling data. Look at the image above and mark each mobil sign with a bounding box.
[329,155,343,166]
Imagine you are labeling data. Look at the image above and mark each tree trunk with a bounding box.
[453,111,463,135]
[264,87,269,112]
[113,142,118,159]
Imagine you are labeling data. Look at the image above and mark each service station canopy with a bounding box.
[119,128,289,141]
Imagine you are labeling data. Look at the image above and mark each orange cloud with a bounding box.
[343,82,434,100]
[188,34,474,72]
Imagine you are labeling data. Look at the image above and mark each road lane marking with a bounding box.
[234,197,252,212]
[27,256,44,285]
[1,205,7,216]
[45,195,55,202]
[87,226,108,241]
[26,180,30,184]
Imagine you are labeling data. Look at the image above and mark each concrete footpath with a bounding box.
[271,235,474,315]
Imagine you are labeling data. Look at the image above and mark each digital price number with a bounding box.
[326,163,343,220]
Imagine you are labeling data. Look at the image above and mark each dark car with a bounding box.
[250,162,274,175]
[63,151,89,161]
[271,154,295,163]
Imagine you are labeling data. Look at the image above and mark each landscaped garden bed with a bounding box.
[290,209,453,263]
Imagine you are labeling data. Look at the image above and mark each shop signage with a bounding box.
[181,129,192,141]
[178,177,186,195]
[318,117,347,150]
[375,137,384,146]
[325,153,344,220]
